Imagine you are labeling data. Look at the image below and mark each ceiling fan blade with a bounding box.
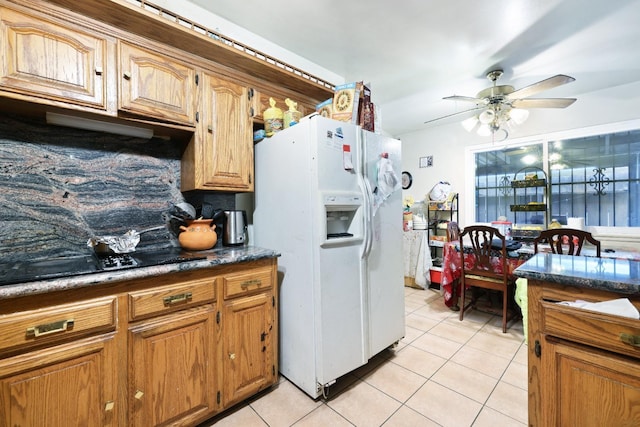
[511,98,577,109]
[424,106,483,125]
[443,95,483,104]
[506,75,575,100]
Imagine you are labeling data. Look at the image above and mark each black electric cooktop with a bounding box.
[0,247,207,287]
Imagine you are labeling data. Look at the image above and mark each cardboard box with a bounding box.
[359,83,374,132]
[315,98,332,118]
[332,82,361,123]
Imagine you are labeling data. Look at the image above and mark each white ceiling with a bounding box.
[188,0,640,136]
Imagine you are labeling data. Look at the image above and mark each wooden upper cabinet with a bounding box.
[181,72,253,192]
[118,41,195,126]
[0,6,109,111]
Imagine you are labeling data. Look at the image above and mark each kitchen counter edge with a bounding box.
[514,253,640,295]
[0,246,281,300]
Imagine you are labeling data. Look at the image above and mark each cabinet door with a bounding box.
[129,305,216,427]
[221,291,276,407]
[194,73,253,191]
[118,41,195,125]
[0,7,108,110]
[542,337,640,426]
[0,335,117,427]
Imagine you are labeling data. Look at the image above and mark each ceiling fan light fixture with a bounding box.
[478,109,495,124]
[436,70,576,140]
[510,108,529,125]
[477,124,492,136]
[461,116,479,132]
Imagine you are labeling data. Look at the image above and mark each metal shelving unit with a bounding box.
[510,167,548,240]
[427,193,458,284]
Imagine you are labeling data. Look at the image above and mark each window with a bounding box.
[474,129,640,227]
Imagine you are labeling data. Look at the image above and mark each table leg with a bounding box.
[449,278,460,311]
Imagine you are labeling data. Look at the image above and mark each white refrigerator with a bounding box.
[253,115,404,398]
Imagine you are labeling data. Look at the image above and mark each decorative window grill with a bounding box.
[474,129,640,227]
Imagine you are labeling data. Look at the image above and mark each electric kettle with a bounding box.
[223,210,247,246]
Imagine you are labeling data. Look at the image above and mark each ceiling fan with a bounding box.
[425,70,577,138]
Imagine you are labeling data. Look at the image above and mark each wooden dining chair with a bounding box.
[533,228,601,257]
[459,225,514,333]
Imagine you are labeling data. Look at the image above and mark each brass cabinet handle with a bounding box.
[26,319,74,337]
[134,390,144,400]
[163,292,192,305]
[620,333,640,347]
[229,353,236,360]
[104,401,115,412]
[240,279,261,289]
[123,71,131,80]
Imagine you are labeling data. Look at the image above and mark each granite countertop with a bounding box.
[514,253,640,295]
[0,245,280,300]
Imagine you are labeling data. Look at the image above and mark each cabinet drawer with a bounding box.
[223,266,273,299]
[0,296,117,355]
[542,300,640,359]
[128,277,216,321]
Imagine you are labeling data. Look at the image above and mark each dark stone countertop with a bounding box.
[0,246,280,300]
[514,253,640,295]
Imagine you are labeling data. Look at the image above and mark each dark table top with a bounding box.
[514,253,640,295]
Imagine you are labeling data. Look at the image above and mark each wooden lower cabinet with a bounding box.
[0,334,118,427]
[543,338,640,426]
[222,291,276,407]
[0,258,278,426]
[528,280,640,426]
[129,305,217,427]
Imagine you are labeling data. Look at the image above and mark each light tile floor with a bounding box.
[201,286,528,426]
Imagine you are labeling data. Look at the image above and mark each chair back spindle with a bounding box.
[533,228,601,257]
[459,225,513,333]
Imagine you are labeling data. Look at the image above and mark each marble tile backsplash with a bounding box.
[0,115,232,263]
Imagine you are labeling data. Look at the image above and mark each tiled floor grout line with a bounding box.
[222,288,527,427]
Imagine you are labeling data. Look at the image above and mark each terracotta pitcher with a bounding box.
[178,219,217,250]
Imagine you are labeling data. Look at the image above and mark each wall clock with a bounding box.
[402,171,412,189]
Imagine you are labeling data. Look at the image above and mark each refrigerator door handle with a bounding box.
[360,175,374,259]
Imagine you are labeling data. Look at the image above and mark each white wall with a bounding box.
[398,81,640,248]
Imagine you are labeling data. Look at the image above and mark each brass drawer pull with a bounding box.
[241,279,261,289]
[163,292,192,305]
[620,333,640,347]
[26,319,74,337]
